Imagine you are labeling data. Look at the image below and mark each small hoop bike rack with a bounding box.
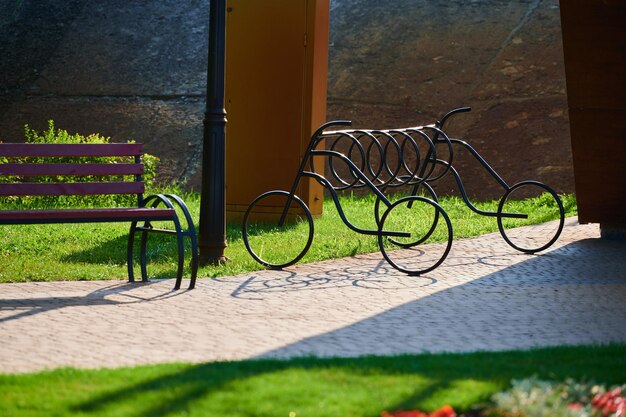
[242,107,565,275]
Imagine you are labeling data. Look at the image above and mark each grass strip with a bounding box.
[0,344,623,417]
[0,192,577,282]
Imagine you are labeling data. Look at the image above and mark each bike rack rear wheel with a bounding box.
[242,190,314,268]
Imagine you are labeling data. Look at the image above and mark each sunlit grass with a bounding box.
[0,191,577,283]
[0,344,623,417]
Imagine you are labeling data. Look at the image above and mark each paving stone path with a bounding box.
[1,217,625,374]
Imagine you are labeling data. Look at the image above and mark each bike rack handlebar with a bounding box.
[436,106,472,129]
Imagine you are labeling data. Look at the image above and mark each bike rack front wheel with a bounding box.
[497,180,565,253]
[374,182,440,248]
[378,196,453,275]
[242,190,314,269]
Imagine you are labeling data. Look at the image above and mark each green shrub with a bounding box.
[487,377,583,417]
[1,120,159,208]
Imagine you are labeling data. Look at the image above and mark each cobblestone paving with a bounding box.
[1,217,625,374]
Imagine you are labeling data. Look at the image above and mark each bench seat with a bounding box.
[0,207,176,224]
[0,142,198,289]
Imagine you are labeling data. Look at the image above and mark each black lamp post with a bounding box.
[199,0,228,265]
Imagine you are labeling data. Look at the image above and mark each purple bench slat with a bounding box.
[0,163,144,177]
[0,182,144,196]
[0,143,142,157]
[0,207,174,222]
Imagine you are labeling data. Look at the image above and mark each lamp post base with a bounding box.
[198,233,229,266]
[199,254,230,266]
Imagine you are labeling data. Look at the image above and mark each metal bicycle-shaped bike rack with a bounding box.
[401,107,565,254]
[242,107,565,275]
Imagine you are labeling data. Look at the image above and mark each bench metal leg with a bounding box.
[164,193,199,289]
[127,193,199,290]
[127,221,138,282]
[139,224,150,282]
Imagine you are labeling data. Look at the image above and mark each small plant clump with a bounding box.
[381,379,626,417]
[486,377,626,417]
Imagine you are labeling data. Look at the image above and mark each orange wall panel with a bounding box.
[225,0,329,222]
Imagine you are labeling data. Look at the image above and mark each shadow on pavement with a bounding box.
[0,281,184,324]
[252,238,626,357]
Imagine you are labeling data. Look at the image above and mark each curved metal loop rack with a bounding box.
[242,107,565,275]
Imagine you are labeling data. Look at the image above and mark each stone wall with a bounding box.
[0,0,573,199]
[0,0,208,184]
[327,0,573,199]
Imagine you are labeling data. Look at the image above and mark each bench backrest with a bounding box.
[0,143,146,204]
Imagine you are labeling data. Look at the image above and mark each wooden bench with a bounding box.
[0,143,198,289]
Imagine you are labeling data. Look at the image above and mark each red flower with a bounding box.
[567,402,584,411]
[381,405,456,417]
[429,405,457,417]
[592,388,626,417]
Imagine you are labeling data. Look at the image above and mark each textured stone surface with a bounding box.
[327,0,572,199]
[1,217,625,374]
[0,0,208,184]
[0,96,205,181]
[0,0,572,196]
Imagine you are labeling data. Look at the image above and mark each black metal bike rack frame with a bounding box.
[243,107,565,274]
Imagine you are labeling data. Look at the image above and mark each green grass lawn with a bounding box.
[0,192,617,417]
[0,345,623,417]
[0,192,577,283]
